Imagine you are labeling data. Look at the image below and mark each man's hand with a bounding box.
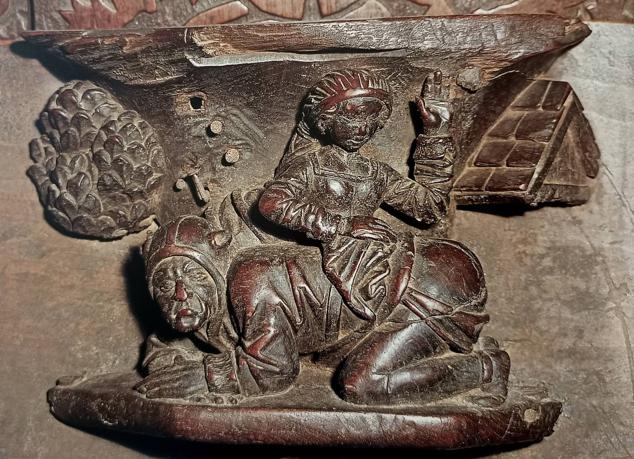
[416,70,451,136]
[135,356,208,399]
[339,216,397,244]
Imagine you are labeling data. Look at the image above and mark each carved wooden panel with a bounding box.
[31,0,430,30]
[453,80,600,206]
[28,0,634,33]
[23,17,596,448]
[0,0,29,43]
[25,16,596,226]
[0,0,627,43]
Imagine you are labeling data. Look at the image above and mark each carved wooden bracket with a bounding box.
[25,15,599,239]
[24,15,599,450]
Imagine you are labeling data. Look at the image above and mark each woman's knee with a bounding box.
[333,360,391,404]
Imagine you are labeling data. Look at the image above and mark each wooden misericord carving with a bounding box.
[26,15,600,450]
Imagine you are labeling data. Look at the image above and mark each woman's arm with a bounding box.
[260,156,397,243]
[382,164,451,225]
[382,70,456,225]
[258,157,341,241]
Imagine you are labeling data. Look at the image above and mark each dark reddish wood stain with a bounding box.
[1,0,632,46]
[21,15,601,450]
[48,370,563,448]
[486,168,534,192]
[475,141,515,167]
[454,78,599,205]
[186,1,249,26]
[507,142,545,168]
[58,0,158,29]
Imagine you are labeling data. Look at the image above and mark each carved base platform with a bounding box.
[48,366,562,450]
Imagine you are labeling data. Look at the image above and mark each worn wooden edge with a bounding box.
[20,16,590,81]
[21,14,590,51]
[17,15,592,87]
[48,372,563,449]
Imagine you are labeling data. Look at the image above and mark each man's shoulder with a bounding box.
[232,243,321,267]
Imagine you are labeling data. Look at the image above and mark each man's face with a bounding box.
[151,256,215,333]
[327,98,385,152]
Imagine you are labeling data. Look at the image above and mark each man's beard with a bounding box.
[167,293,208,333]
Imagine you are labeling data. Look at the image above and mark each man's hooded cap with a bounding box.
[144,216,224,297]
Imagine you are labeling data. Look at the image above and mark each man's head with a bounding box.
[302,69,393,152]
[150,256,214,332]
[144,216,229,334]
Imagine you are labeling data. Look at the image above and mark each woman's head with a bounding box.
[301,69,393,152]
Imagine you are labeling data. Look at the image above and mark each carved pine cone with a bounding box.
[27,81,166,239]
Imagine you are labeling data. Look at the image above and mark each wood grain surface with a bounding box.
[0,19,632,459]
[1,1,633,45]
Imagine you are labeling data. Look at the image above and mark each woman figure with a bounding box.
[255,69,509,405]
[137,69,510,406]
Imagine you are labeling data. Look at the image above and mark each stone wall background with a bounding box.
[0,15,632,459]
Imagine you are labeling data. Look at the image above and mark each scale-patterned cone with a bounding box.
[28,81,166,239]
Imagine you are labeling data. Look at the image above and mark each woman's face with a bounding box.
[325,98,387,152]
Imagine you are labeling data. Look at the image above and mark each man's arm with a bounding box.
[135,334,240,399]
[141,333,200,373]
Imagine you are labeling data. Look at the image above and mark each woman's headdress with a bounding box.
[277,69,392,175]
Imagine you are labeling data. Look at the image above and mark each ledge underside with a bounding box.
[22,16,589,85]
[48,370,562,449]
